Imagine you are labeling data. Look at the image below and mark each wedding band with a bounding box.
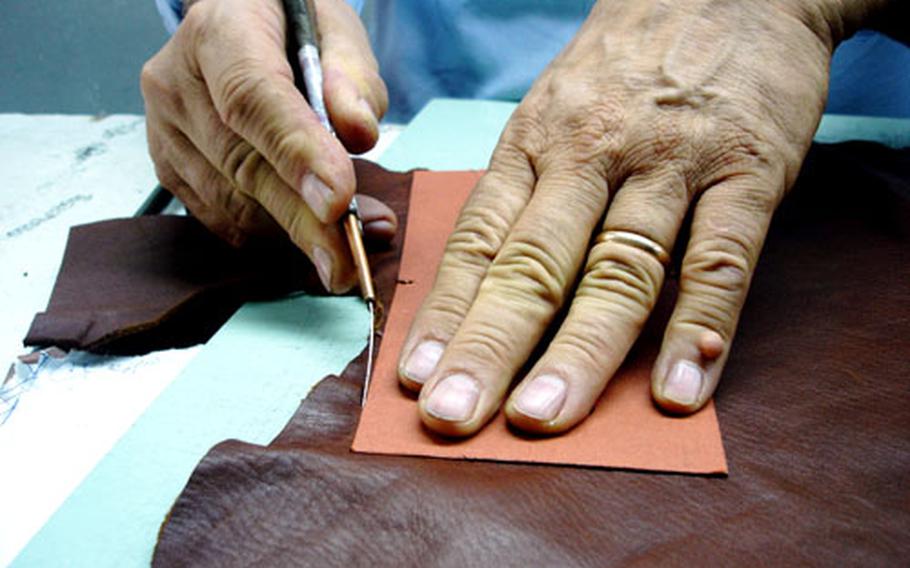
[596,230,671,265]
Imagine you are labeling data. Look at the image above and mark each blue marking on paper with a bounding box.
[0,350,66,426]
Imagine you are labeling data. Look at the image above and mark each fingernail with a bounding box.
[358,97,377,122]
[363,219,396,240]
[402,340,445,384]
[425,374,480,422]
[301,173,333,220]
[514,374,567,421]
[312,246,333,291]
[663,361,704,405]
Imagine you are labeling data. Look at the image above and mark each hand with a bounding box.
[141,0,394,292]
[397,0,844,436]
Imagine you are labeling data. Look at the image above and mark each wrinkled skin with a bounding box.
[141,0,395,293]
[142,0,897,437]
[396,0,875,436]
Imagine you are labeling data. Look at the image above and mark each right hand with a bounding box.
[141,0,394,292]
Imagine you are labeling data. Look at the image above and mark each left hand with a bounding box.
[395,0,837,436]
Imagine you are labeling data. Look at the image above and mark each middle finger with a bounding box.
[504,168,691,433]
[417,160,610,436]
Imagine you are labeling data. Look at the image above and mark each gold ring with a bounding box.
[596,230,671,265]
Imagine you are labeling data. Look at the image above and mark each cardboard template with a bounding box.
[353,170,727,475]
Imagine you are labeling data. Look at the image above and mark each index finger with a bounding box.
[397,143,535,390]
[187,3,355,223]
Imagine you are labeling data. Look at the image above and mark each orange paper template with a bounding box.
[352,171,727,474]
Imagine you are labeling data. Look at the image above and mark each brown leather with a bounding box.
[24,160,413,354]
[154,143,910,566]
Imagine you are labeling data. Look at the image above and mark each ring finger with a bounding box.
[504,168,691,432]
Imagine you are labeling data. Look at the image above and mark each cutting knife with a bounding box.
[282,0,377,406]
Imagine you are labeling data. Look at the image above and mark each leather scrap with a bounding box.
[154,142,910,566]
[23,160,413,354]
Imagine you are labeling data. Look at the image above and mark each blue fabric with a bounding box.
[828,31,910,118]
[155,0,182,35]
[154,1,910,122]
[362,1,597,122]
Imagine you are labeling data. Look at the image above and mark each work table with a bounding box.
[1,101,907,566]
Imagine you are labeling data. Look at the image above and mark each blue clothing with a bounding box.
[155,0,182,34]
[828,31,910,118]
[156,0,910,122]
[359,1,597,122]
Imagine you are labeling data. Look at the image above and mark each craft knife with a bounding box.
[283,0,377,406]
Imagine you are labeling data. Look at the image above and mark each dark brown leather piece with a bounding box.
[154,143,910,566]
[24,160,413,354]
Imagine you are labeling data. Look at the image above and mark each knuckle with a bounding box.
[552,95,624,168]
[683,234,753,295]
[284,208,315,248]
[208,114,237,165]
[702,127,788,191]
[539,167,608,213]
[232,201,269,233]
[729,182,780,217]
[140,59,181,113]
[200,169,235,210]
[216,72,305,181]
[486,148,534,192]
[674,291,737,336]
[179,2,210,40]
[579,245,662,314]
[233,151,268,197]
[456,322,521,371]
[420,289,474,334]
[657,168,691,203]
[719,142,775,179]
[221,138,262,191]
[445,204,511,267]
[626,122,690,172]
[499,110,548,158]
[265,130,307,179]
[484,236,569,311]
[139,60,158,97]
[152,162,181,193]
[565,110,622,162]
[625,169,690,215]
[216,67,269,131]
[556,322,625,373]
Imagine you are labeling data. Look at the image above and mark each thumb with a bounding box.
[317,0,389,153]
[193,0,355,224]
